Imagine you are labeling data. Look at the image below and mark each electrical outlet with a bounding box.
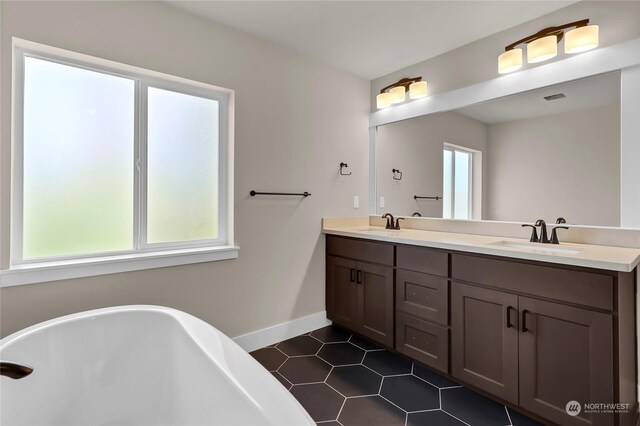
[353,195,359,209]
[379,196,385,208]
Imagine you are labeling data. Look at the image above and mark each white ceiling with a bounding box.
[457,71,621,124]
[166,1,577,80]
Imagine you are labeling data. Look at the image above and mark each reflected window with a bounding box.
[443,145,473,220]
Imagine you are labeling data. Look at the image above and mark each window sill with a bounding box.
[0,245,240,287]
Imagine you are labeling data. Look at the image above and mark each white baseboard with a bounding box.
[233,311,331,352]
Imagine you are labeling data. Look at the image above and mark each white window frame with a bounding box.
[2,38,236,287]
[443,143,474,220]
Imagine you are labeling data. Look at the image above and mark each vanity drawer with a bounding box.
[396,245,448,277]
[396,270,448,325]
[326,235,394,266]
[396,312,448,373]
[451,254,613,311]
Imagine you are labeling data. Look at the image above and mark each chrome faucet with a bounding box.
[0,361,33,379]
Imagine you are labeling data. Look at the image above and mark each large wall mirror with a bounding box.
[374,69,635,227]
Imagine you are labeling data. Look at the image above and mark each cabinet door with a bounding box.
[326,256,358,329]
[451,282,519,404]
[357,262,394,347]
[519,297,613,426]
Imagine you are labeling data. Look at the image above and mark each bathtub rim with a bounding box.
[0,305,316,425]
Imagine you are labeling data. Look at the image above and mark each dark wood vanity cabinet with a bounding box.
[326,237,394,347]
[326,234,638,426]
[451,283,519,404]
[518,297,614,426]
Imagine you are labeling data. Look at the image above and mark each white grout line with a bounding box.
[380,372,413,378]
[439,388,442,410]
[344,393,380,399]
[441,409,472,426]
[290,381,327,386]
[378,394,409,414]
[504,405,514,426]
[361,362,385,377]
[407,408,441,414]
[438,385,464,389]
[335,398,347,423]
[307,334,325,344]
[273,346,290,357]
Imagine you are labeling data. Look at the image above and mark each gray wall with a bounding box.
[486,104,621,226]
[377,112,487,218]
[371,1,640,111]
[0,1,370,337]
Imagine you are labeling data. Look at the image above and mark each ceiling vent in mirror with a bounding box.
[544,93,567,101]
[498,19,599,74]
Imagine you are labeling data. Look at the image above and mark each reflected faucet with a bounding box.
[411,212,422,217]
[0,362,33,379]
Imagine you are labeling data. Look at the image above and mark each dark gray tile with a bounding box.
[279,356,332,384]
[508,407,544,426]
[311,325,352,343]
[363,350,412,376]
[272,371,292,389]
[251,347,288,371]
[407,410,466,426]
[326,365,382,397]
[338,396,406,426]
[380,375,439,412]
[412,363,460,389]
[318,343,365,366]
[316,422,341,426]
[441,387,510,426]
[277,335,323,356]
[349,335,383,351]
[290,383,345,422]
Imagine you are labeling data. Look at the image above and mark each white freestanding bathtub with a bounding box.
[0,305,314,426]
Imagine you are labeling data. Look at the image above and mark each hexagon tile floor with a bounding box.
[250,325,543,426]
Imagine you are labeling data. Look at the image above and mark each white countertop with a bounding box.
[322,224,640,272]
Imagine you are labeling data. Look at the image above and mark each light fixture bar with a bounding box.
[377,76,428,109]
[379,77,423,95]
[504,18,589,52]
[498,18,598,75]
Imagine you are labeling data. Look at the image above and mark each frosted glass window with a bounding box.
[15,47,230,265]
[443,150,453,219]
[146,87,220,244]
[22,57,135,259]
[454,151,470,219]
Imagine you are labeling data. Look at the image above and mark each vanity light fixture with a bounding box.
[376,76,428,109]
[498,19,599,74]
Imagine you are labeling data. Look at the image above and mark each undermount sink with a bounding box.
[364,227,401,236]
[488,240,581,255]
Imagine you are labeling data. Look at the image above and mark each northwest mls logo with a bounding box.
[566,401,581,416]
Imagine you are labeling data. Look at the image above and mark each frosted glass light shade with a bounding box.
[409,81,428,99]
[376,92,392,109]
[527,35,558,63]
[498,48,523,74]
[565,25,599,53]
[389,86,406,104]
